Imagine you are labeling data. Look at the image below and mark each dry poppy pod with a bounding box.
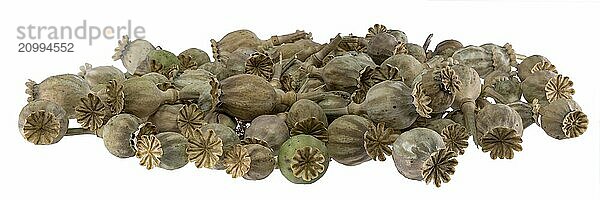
[204,112,237,131]
[304,34,343,68]
[522,71,574,105]
[200,123,241,170]
[405,43,427,63]
[100,114,142,158]
[18,100,69,145]
[391,128,446,180]
[271,39,320,62]
[452,46,508,79]
[326,115,373,166]
[475,104,523,159]
[432,39,463,59]
[172,69,214,89]
[516,55,552,81]
[380,54,425,87]
[26,74,91,119]
[217,74,280,120]
[224,142,276,180]
[508,101,535,129]
[139,72,169,85]
[286,99,328,128]
[482,70,522,104]
[134,126,189,170]
[78,63,125,88]
[480,43,518,68]
[245,115,289,153]
[305,54,370,93]
[147,104,184,133]
[197,62,232,81]
[366,32,398,65]
[211,30,310,60]
[136,48,181,77]
[178,80,218,113]
[335,34,368,54]
[412,66,462,117]
[353,63,404,104]
[122,77,179,119]
[112,35,155,74]
[425,119,469,155]
[386,29,408,44]
[278,135,330,184]
[179,48,211,69]
[326,81,418,131]
[538,98,588,140]
[451,64,482,138]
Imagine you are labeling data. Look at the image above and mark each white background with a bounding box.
[1,0,599,199]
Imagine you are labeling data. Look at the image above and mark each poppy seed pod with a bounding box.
[537,98,588,140]
[482,70,522,104]
[101,114,142,158]
[147,104,184,133]
[305,54,372,93]
[18,100,70,145]
[26,74,91,119]
[200,123,241,170]
[245,115,289,153]
[366,32,398,65]
[112,35,155,74]
[391,128,446,180]
[508,101,535,129]
[179,48,211,70]
[432,39,463,59]
[380,54,425,87]
[452,45,511,79]
[278,135,330,184]
[286,99,328,128]
[211,30,310,61]
[122,77,179,119]
[475,104,523,159]
[412,66,461,118]
[326,115,374,166]
[224,143,275,180]
[134,125,189,170]
[78,63,125,88]
[522,71,574,106]
[516,55,552,81]
[405,43,427,63]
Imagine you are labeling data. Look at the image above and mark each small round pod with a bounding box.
[112,35,155,74]
[78,63,125,88]
[391,128,446,180]
[405,43,427,63]
[425,119,469,155]
[522,71,574,106]
[26,74,91,118]
[278,135,330,184]
[101,114,142,158]
[326,115,373,166]
[245,115,289,152]
[223,143,276,180]
[325,81,418,131]
[538,98,588,140]
[179,48,211,69]
[432,39,463,59]
[412,66,461,118]
[147,104,184,133]
[286,99,328,128]
[18,100,69,145]
[200,123,241,170]
[452,46,509,79]
[366,32,398,65]
[516,55,552,81]
[482,70,522,104]
[380,54,425,87]
[305,54,371,94]
[507,101,535,129]
[475,104,523,159]
[135,130,188,170]
[122,77,178,119]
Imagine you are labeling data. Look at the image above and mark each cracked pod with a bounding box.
[245,115,289,153]
[100,114,142,158]
[122,77,178,119]
[325,80,418,131]
[452,45,513,79]
[475,104,523,159]
[278,135,330,184]
[78,63,125,88]
[522,71,574,106]
[380,54,424,87]
[26,74,91,119]
[538,98,588,140]
[112,35,155,74]
[391,128,446,180]
[516,55,552,81]
[326,115,374,166]
[18,100,69,145]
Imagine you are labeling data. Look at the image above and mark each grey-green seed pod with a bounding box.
[278,135,330,184]
[179,48,211,68]
[539,98,588,140]
[243,144,276,180]
[101,114,141,158]
[155,132,188,170]
[286,99,328,128]
[405,43,427,63]
[78,63,125,88]
[327,115,373,166]
[516,55,551,81]
[475,104,523,159]
[392,128,445,180]
[200,123,241,170]
[18,100,69,145]
[26,74,91,119]
[112,35,155,74]
[245,115,289,153]
[380,54,425,87]
[147,104,184,133]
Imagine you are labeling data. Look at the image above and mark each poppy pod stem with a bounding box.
[305,34,343,67]
[461,101,477,139]
[65,128,96,136]
[322,102,365,116]
[268,30,311,46]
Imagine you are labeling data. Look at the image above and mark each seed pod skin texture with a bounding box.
[286,99,328,128]
[27,74,91,119]
[243,144,276,181]
[327,115,373,166]
[155,132,189,170]
[362,80,418,131]
[380,54,424,87]
[540,98,588,140]
[392,128,445,180]
[245,115,289,153]
[218,74,278,121]
[18,100,69,145]
[101,114,142,158]
[148,104,184,133]
[517,55,551,81]
[475,104,523,145]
